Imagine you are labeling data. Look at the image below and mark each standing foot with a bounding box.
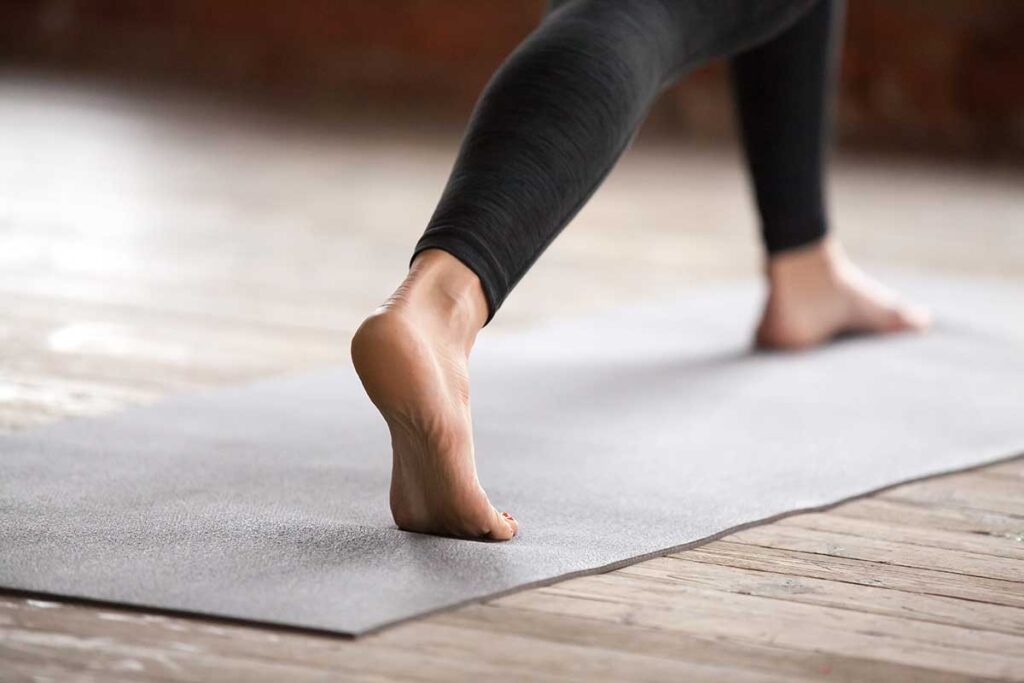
[351,250,518,541]
[756,238,931,350]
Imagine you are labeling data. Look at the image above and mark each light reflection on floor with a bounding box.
[1,71,1022,428]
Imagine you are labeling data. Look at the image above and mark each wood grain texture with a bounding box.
[1,73,1022,682]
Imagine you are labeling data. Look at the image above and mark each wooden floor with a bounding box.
[1,73,1023,682]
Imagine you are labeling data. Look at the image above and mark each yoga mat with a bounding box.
[2,273,1022,636]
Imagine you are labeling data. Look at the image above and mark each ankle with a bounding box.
[766,237,847,289]
[387,250,488,349]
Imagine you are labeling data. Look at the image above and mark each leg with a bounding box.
[730,0,930,349]
[354,0,822,540]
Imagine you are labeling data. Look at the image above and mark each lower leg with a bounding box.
[730,0,929,348]
[355,0,695,540]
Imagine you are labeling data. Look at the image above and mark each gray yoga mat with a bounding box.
[2,273,1023,636]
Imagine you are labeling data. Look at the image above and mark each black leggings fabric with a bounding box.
[414,0,844,321]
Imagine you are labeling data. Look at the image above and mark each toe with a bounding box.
[850,290,926,335]
[501,511,519,537]
[871,302,930,334]
[486,508,517,541]
[893,304,932,332]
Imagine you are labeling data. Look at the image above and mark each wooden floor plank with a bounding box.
[630,556,1024,634]
[1,599,788,683]
[0,658,146,683]
[495,584,1024,679]
[536,572,1024,655]
[373,623,795,683]
[726,524,1024,582]
[829,497,1024,537]
[881,474,1024,517]
[986,460,1024,479]
[777,510,1024,559]
[680,542,1024,609]
[440,604,980,683]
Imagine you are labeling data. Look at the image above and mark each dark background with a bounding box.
[2,0,1023,162]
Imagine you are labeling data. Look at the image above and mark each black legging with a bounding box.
[414,0,844,321]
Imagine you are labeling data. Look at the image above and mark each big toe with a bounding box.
[868,301,931,334]
[892,303,932,332]
[486,509,518,541]
[852,288,931,334]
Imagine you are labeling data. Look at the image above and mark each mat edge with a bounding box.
[3,447,1021,638]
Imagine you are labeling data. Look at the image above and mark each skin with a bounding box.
[351,239,930,541]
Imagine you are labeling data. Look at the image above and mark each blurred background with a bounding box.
[1,0,1022,428]
[2,0,1023,159]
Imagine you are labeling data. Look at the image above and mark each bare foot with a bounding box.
[351,250,518,541]
[756,238,931,350]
